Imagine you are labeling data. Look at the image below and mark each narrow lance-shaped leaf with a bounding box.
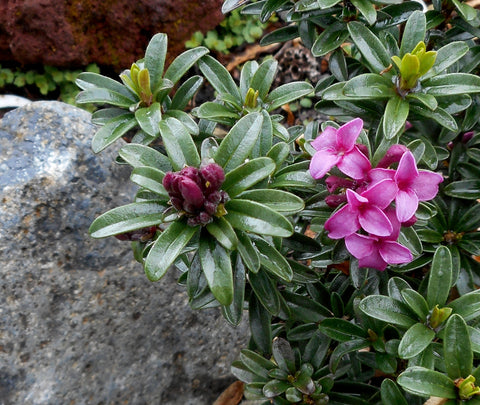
[206,216,238,251]
[145,221,199,281]
[76,87,136,108]
[266,81,313,111]
[91,114,137,153]
[250,58,278,100]
[198,55,241,101]
[164,47,209,85]
[251,236,293,282]
[75,72,136,99]
[199,237,233,306]
[400,11,426,57]
[427,246,452,308]
[444,314,473,379]
[383,96,410,139]
[221,253,246,326]
[144,33,167,92]
[119,144,172,171]
[130,166,168,198]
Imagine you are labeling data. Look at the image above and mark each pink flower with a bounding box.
[345,208,412,271]
[309,118,371,180]
[324,179,397,239]
[368,151,443,222]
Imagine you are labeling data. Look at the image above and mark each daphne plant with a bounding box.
[79,0,480,402]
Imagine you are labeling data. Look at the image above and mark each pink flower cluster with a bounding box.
[309,118,443,271]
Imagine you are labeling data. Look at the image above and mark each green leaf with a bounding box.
[239,349,275,380]
[400,11,426,57]
[383,96,410,139]
[401,289,430,321]
[76,87,136,108]
[409,105,458,132]
[311,22,350,57]
[359,295,417,328]
[421,41,469,80]
[343,74,396,99]
[444,180,480,199]
[169,75,203,111]
[265,81,313,111]
[222,157,276,198]
[199,237,233,306]
[249,293,272,354]
[237,189,304,213]
[398,367,456,399]
[195,101,240,121]
[75,72,136,99]
[444,314,472,379]
[164,47,209,85]
[448,290,480,322]
[351,0,376,25]
[457,203,480,232]
[130,166,168,198]
[398,323,435,359]
[260,25,299,46]
[423,73,480,96]
[221,253,246,326]
[91,114,137,153]
[231,360,269,383]
[198,55,241,101]
[134,102,161,137]
[159,117,201,171]
[215,112,264,172]
[272,337,296,374]
[250,58,278,100]
[452,0,478,21]
[89,201,165,238]
[236,230,261,273]
[329,339,370,373]
[406,92,438,110]
[206,217,238,250]
[249,270,281,316]
[348,21,392,74]
[119,144,172,171]
[263,379,290,398]
[225,199,293,238]
[381,379,408,405]
[251,236,293,282]
[144,33,168,92]
[145,221,198,281]
[163,110,199,135]
[427,246,453,308]
[319,318,366,342]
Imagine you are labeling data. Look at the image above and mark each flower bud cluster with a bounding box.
[163,163,229,227]
[309,118,443,270]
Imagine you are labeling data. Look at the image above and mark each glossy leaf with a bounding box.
[144,33,167,92]
[383,96,410,139]
[221,253,246,326]
[119,144,172,171]
[381,379,408,405]
[198,55,241,100]
[75,72,136,99]
[329,339,370,373]
[401,288,430,321]
[427,246,452,308]
[163,110,199,135]
[351,0,376,25]
[250,58,278,100]
[89,201,165,238]
[237,189,304,213]
[145,221,198,281]
[398,323,435,359]
[225,199,293,238]
[319,318,366,342]
[159,117,200,171]
[215,112,264,172]
[135,102,161,137]
[251,236,293,282]
[398,367,456,399]
[199,237,233,306]
[311,22,350,57]
[265,81,313,111]
[130,166,168,198]
[444,314,472,379]
[164,47,209,85]
[423,73,480,96]
[343,74,396,99]
[169,75,203,111]
[91,114,137,153]
[222,157,276,198]
[249,293,272,354]
[206,217,238,250]
[448,290,480,322]
[249,270,281,316]
[359,295,417,328]
[422,41,469,80]
[444,180,480,199]
[409,104,458,132]
[400,11,426,57]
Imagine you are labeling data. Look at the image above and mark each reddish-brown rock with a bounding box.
[0,0,224,70]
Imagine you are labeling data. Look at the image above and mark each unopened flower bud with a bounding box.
[376,144,410,169]
[115,226,157,242]
[178,177,205,213]
[402,215,417,227]
[325,194,347,208]
[200,163,225,193]
[457,375,480,400]
[462,131,474,143]
[325,176,355,193]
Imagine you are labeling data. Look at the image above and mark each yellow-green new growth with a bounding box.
[392,41,437,91]
[120,63,153,107]
[457,375,480,400]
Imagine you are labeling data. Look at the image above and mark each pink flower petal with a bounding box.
[361,179,397,209]
[309,149,340,179]
[368,168,395,185]
[395,151,418,186]
[379,241,413,265]
[337,147,371,180]
[384,206,401,240]
[324,205,360,239]
[358,249,388,271]
[346,188,369,210]
[411,170,443,201]
[359,205,393,237]
[395,188,419,223]
[345,233,375,259]
[311,126,337,150]
[336,118,363,151]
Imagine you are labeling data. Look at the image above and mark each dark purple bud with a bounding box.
[162,172,176,194]
[356,144,369,159]
[376,144,410,169]
[325,175,355,193]
[170,197,184,211]
[179,166,202,186]
[462,131,474,143]
[200,163,225,193]
[325,194,347,208]
[179,177,204,212]
[402,215,417,227]
[404,121,412,131]
[204,201,218,216]
[219,190,230,203]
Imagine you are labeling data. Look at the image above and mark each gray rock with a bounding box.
[0,101,249,405]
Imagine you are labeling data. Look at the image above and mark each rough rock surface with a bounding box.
[0,101,249,405]
[0,0,224,69]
